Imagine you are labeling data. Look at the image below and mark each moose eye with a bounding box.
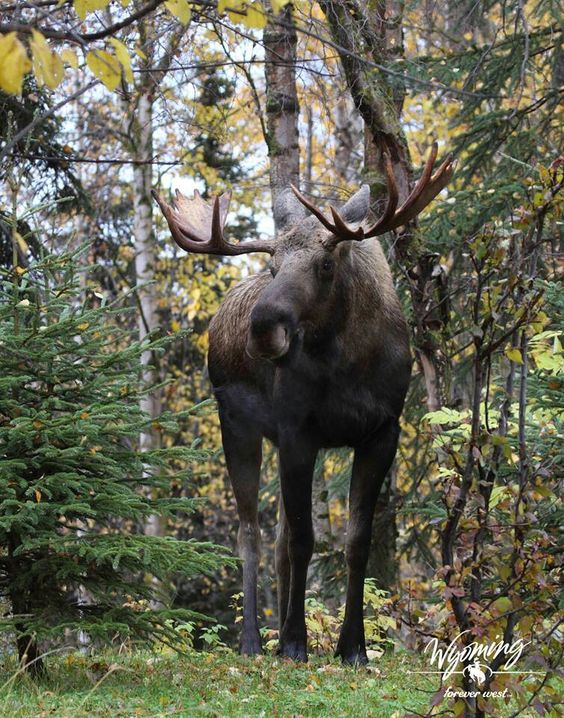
[320,257,334,275]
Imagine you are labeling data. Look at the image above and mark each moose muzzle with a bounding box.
[247,302,296,360]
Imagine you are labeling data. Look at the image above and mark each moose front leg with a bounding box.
[335,419,400,665]
[275,494,290,632]
[277,437,317,661]
[218,402,263,656]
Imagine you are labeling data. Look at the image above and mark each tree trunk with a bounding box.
[334,92,363,188]
[264,2,300,207]
[8,539,45,677]
[131,79,165,540]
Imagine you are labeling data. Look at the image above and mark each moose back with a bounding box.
[153,144,454,663]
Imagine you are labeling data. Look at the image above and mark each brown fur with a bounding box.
[209,228,408,382]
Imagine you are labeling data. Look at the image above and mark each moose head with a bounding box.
[152,143,454,363]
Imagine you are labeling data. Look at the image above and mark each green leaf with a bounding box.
[422,408,467,425]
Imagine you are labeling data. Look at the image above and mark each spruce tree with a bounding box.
[0,247,233,676]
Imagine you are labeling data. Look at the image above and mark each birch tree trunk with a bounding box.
[124,23,189,545]
[334,93,363,187]
[131,82,165,539]
[264,2,300,207]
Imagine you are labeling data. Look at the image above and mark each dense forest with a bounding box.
[0,1,562,717]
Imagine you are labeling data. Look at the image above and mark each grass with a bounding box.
[0,648,432,718]
[2,648,559,717]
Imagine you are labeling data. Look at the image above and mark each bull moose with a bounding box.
[153,143,454,664]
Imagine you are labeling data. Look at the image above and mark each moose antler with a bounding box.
[152,188,275,256]
[290,142,455,247]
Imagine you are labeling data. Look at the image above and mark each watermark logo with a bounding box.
[422,630,529,681]
[405,630,542,700]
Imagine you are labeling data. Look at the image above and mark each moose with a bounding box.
[153,143,454,664]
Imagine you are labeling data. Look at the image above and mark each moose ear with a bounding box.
[339,184,371,225]
[273,187,309,230]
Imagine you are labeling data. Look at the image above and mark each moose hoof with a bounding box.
[278,640,307,662]
[239,632,262,656]
[335,644,369,666]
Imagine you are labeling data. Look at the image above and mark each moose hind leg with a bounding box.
[335,419,400,665]
[219,407,263,656]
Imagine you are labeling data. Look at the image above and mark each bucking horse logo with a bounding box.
[465,660,490,685]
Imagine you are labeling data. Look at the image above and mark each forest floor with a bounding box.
[2,648,555,717]
[0,648,433,717]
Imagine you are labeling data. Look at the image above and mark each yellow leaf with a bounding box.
[77,322,89,330]
[33,420,43,429]
[165,0,191,24]
[271,0,290,12]
[242,3,267,28]
[86,50,122,91]
[505,346,523,364]
[61,48,78,69]
[35,489,42,503]
[218,0,245,12]
[170,319,181,332]
[31,30,64,89]
[74,0,111,21]
[109,38,134,84]
[0,32,32,95]
[80,411,89,419]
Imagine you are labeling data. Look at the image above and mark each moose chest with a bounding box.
[270,346,399,449]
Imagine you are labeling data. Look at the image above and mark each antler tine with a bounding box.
[152,189,196,252]
[290,184,364,242]
[360,152,400,239]
[285,143,454,245]
[364,142,455,237]
[289,184,337,234]
[328,206,364,240]
[152,189,275,256]
[385,152,456,231]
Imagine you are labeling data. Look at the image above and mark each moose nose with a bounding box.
[247,303,295,360]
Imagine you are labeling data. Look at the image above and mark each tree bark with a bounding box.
[334,91,363,187]
[264,2,300,209]
[130,52,165,540]
[126,23,188,542]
